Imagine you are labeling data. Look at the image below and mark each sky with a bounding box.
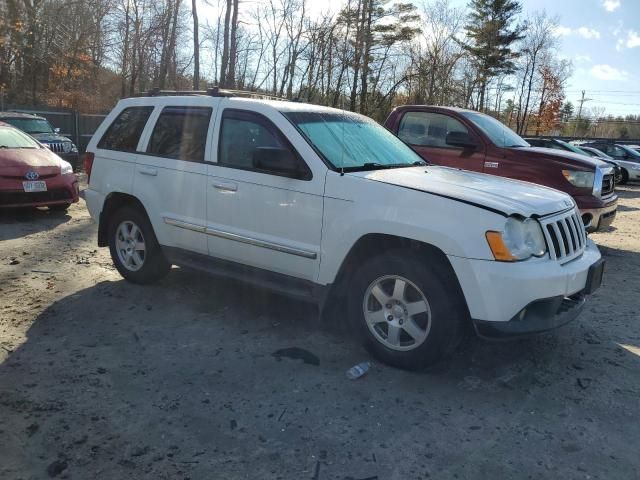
[202,0,639,117]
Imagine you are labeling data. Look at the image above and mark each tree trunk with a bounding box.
[350,0,366,112]
[227,0,239,88]
[192,0,200,90]
[359,0,373,115]
[220,0,232,87]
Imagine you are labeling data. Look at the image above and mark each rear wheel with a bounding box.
[349,250,466,370]
[108,206,170,284]
[620,168,629,185]
[48,203,70,212]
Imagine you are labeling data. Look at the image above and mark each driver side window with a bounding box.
[398,112,469,148]
[218,109,311,179]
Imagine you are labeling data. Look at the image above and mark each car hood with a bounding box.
[518,147,609,170]
[30,133,72,143]
[0,148,63,177]
[354,166,574,218]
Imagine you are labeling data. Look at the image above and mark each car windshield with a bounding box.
[3,117,54,134]
[461,111,529,148]
[0,127,41,149]
[283,110,425,171]
[619,145,640,159]
[556,139,590,155]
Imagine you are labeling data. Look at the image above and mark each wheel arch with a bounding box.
[322,233,470,319]
[98,192,149,247]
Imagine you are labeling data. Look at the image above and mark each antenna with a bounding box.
[340,97,345,177]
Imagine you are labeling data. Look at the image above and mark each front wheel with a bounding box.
[107,206,170,284]
[349,251,466,370]
[620,168,629,185]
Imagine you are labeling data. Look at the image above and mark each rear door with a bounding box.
[205,104,324,281]
[133,99,216,255]
[395,111,485,172]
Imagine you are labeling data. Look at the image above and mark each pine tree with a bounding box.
[462,0,524,111]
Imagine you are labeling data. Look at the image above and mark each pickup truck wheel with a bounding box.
[349,251,464,370]
[108,206,170,284]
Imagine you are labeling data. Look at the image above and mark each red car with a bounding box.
[384,106,617,232]
[0,122,79,211]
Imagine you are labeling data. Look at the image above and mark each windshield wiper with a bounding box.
[342,161,425,172]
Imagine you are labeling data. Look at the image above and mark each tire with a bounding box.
[620,168,629,185]
[348,250,466,370]
[107,206,170,284]
[48,203,70,212]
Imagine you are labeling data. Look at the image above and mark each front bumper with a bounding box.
[473,292,587,338]
[580,197,617,232]
[0,174,79,208]
[448,238,602,329]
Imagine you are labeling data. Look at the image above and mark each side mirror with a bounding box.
[54,127,61,134]
[253,147,306,179]
[446,131,478,149]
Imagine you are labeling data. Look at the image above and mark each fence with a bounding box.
[2,104,107,153]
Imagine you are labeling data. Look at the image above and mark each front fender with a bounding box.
[317,175,505,285]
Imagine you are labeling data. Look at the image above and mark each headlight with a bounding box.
[486,217,547,261]
[60,160,73,175]
[562,170,594,188]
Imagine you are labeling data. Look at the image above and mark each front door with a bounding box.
[396,111,486,172]
[206,106,324,282]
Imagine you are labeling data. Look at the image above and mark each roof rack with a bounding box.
[138,86,288,102]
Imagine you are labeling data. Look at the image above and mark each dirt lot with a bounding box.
[1,183,639,480]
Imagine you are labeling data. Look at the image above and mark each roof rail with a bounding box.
[135,86,289,102]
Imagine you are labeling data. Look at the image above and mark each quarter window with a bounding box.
[98,107,153,152]
[398,112,469,148]
[147,106,212,162]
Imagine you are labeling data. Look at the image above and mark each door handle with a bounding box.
[212,181,237,192]
[139,167,158,176]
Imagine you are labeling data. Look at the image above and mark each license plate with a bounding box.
[585,259,605,294]
[22,181,47,193]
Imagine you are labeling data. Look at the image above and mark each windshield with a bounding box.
[3,118,54,134]
[580,147,613,160]
[555,139,584,154]
[0,126,41,148]
[619,144,640,159]
[461,111,529,148]
[283,111,425,171]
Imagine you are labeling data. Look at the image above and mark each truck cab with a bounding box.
[384,106,617,232]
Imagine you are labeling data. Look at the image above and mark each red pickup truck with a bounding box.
[384,106,617,232]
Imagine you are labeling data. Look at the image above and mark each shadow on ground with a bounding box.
[2,259,639,479]
[0,207,71,241]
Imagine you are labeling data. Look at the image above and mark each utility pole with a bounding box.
[573,90,592,137]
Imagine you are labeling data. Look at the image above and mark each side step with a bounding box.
[162,246,319,301]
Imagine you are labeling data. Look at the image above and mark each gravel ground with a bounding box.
[1,183,639,480]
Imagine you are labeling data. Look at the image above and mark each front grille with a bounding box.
[47,142,66,153]
[540,208,587,263]
[601,174,614,196]
[0,189,71,206]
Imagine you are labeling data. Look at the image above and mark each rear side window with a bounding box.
[398,112,468,147]
[147,106,212,162]
[98,107,153,152]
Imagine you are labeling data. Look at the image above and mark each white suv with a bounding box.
[84,90,604,369]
